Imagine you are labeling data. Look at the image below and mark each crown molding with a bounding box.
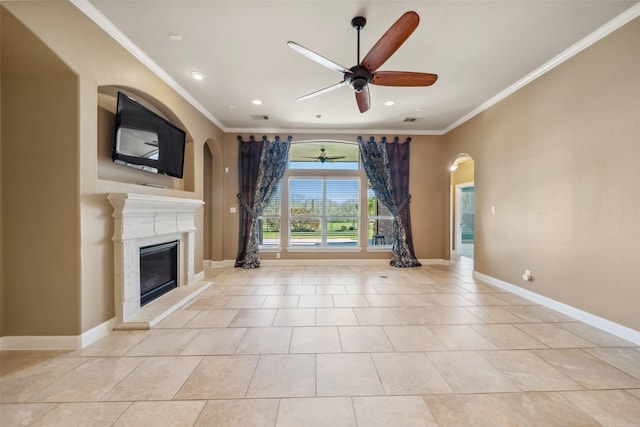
[72,0,640,136]
[69,0,226,131]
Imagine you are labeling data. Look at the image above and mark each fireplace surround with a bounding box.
[108,193,206,327]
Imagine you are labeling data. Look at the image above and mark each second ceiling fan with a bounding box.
[288,11,438,113]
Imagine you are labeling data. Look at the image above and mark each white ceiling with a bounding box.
[81,0,638,134]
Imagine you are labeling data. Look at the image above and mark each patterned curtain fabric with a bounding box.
[358,136,421,267]
[235,135,291,268]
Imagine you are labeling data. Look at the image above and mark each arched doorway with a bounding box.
[203,139,224,262]
[203,143,213,261]
[450,154,475,259]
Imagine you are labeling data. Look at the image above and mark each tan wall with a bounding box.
[409,135,447,259]
[443,17,640,331]
[0,7,4,336]
[222,133,446,262]
[451,161,474,187]
[1,8,81,334]
[1,2,224,336]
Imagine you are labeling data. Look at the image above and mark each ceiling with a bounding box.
[81,0,638,134]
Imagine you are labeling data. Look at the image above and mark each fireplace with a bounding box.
[140,240,178,306]
[108,193,205,326]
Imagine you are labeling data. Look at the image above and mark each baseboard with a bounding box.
[231,258,447,266]
[259,258,389,266]
[193,270,205,281]
[418,259,450,265]
[81,317,117,347]
[204,260,227,268]
[0,317,117,351]
[474,271,640,345]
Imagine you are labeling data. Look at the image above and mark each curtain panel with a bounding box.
[235,135,291,268]
[358,136,421,267]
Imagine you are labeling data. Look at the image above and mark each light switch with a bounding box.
[491,206,496,214]
[230,207,236,213]
[224,167,229,173]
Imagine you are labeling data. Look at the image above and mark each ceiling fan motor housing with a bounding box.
[346,65,372,92]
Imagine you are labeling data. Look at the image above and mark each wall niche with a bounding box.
[97,85,193,191]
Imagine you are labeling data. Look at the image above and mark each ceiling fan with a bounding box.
[303,147,346,163]
[287,11,438,113]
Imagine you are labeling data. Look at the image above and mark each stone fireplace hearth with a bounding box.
[108,193,210,328]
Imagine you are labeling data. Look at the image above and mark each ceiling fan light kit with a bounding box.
[288,11,438,113]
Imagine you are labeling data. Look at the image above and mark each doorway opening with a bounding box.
[457,184,475,258]
[203,139,224,263]
[203,143,213,260]
[450,154,475,260]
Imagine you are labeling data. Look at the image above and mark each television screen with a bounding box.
[112,92,186,178]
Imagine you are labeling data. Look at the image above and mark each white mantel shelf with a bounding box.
[108,193,207,328]
[108,193,204,241]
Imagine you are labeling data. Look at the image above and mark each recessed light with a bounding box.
[168,34,183,41]
[229,105,237,109]
[415,107,423,112]
[252,99,262,105]
[384,101,395,106]
[190,71,206,80]
[316,114,322,119]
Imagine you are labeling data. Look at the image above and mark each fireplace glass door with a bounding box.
[139,240,178,306]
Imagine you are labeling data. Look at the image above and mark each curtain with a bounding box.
[235,135,291,268]
[358,136,421,267]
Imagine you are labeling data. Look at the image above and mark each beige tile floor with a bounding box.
[2,259,640,426]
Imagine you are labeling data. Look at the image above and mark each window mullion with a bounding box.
[322,179,327,245]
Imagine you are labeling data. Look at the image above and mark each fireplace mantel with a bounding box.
[108,193,208,327]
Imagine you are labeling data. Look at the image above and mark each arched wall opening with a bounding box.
[203,143,213,260]
[204,138,224,262]
[449,153,475,260]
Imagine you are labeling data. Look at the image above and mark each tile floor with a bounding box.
[2,259,640,426]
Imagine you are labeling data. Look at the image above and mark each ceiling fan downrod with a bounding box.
[351,16,366,65]
[348,16,370,93]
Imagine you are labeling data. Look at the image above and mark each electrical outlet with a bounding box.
[525,270,531,277]
[276,253,281,259]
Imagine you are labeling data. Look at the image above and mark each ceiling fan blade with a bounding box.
[287,41,350,74]
[297,81,346,101]
[355,85,370,113]
[325,156,346,160]
[360,11,419,72]
[371,71,438,86]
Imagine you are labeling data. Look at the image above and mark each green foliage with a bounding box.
[291,218,320,232]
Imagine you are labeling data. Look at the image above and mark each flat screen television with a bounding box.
[112,92,186,178]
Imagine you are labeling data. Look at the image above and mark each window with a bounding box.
[256,141,388,253]
[367,183,393,246]
[289,141,359,170]
[259,184,281,248]
[289,178,360,247]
